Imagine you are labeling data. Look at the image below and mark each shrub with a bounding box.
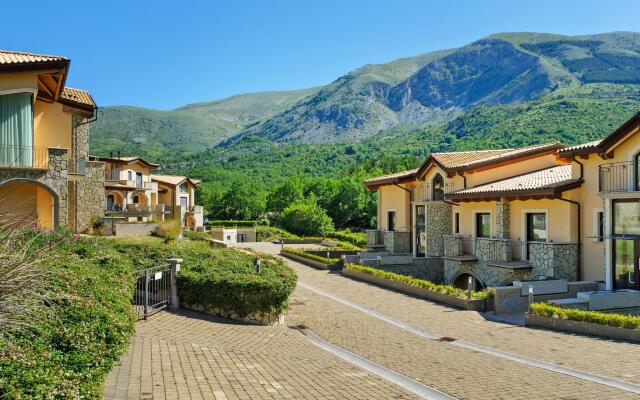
[256,225,301,242]
[344,264,488,300]
[329,229,367,246]
[183,230,211,241]
[105,238,297,317]
[279,202,334,237]
[281,247,340,264]
[529,303,640,330]
[0,236,136,399]
[155,219,182,242]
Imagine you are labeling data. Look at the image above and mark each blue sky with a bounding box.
[2,0,639,109]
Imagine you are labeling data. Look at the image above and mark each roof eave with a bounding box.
[445,179,583,201]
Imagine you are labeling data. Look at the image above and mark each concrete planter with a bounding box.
[343,267,487,311]
[182,302,284,326]
[280,251,341,270]
[513,279,568,296]
[524,313,640,343]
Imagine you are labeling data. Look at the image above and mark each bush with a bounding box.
[183,230,211,241]
[344,264,488,300]
[105,238,297,317]
[529,303,640,330]
[155,219,182,242]
[281,247,340,265]
[279,202,334,237]
[0,235,136,399]
[256,226,300,242]
[330,229,366,246]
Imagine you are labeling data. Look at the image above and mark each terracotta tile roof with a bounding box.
[447,165,580,198]
[432,142,564,170]
[93,155,160,168]
[151,174,201,187]
[364,168,418,187]
[60,87,96,109]
[557,139,603,157]
[0,49,67,66]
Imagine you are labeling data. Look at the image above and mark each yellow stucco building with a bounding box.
[365,112,640,292]
[0,50,102,232]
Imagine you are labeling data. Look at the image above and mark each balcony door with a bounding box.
[136,172,143,188]
[415,205,426,257]
[0,93,34,167]
[612,200,640,289]
[526,213,547,260]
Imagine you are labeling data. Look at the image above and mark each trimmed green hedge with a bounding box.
[0,235,136,399]
[205,220,259,227]
[331,230,367,246]
[344,264,488,300]
[107,238,297,317]
[281,247,340,265]
[530,303,640,330]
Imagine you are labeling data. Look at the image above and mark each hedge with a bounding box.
[0,233,136,399]
[530,303,640,330]
[344,264,489,300]
[205,220,259,227]
[331,230,367,246]
[281,247,340,265]
[106,237,297,317]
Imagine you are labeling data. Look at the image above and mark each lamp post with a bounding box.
[467,276,473,300]
[528,285,534,312]
[256,258,261,274]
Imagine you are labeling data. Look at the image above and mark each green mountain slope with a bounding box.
[90,88,319,160]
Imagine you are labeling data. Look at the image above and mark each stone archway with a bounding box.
[106,190,126,211]
[0,178,60,228]
[452,271,483,291]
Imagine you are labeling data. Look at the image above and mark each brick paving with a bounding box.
[104,309,417,399]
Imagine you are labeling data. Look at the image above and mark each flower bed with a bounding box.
[280,247,341,270]
[343,264,489,311]
[529,303,640,329]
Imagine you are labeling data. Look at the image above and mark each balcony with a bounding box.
[0,145,48,170]
[410,182,456,202]
[599,161,638,193]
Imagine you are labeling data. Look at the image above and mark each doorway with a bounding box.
[525,212,547,260]
[415,205,426,257]
[613,239,639,290]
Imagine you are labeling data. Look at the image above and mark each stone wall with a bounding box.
[495,199,510,238]
[68,161,105,233]
[443,235,464,257]
[72,115,89,161]
[528,242,579,280]
[0,148,68,227]
[367,257,444,283]
[384,231,411,254]
[425,202,451,256]
[444,259,533,288]
[475,238,511,263]
[115,222,159,237]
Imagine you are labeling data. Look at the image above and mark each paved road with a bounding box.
[106,242,640,399]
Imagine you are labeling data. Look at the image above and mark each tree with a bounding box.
[279,200,334,237]
[220,179,266,220]
[267,176,305,212]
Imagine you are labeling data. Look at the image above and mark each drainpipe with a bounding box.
[572,154,584,180]
[556,195,581,281]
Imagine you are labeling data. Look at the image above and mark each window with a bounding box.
[179,183,188,193]
[454,212,460,234]
[475,213,491,238]
[596,211,604,242]
[180,197,188,207]
[432,173,444,201]
[128,171,132,181]
[0,93,34,167]
[387,211,396,232]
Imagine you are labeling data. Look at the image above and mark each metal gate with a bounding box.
[133,264,172,320]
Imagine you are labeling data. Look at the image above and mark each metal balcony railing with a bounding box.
[0,145,48,169]
[599,161,638,193]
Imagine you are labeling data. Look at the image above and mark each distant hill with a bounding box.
[91,31,640,165]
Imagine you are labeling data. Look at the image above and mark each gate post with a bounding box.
[166,258,183,310]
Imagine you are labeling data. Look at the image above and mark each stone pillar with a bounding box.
[496,198,510,239]
[166,258,183,310]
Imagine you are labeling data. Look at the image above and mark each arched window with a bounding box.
[432,173,444,201]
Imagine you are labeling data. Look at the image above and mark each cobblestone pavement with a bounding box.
[104,310,417,399]
[238,243,640,399]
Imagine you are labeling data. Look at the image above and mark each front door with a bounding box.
[613,239,640,290]
[136,172,143,188]
[107,195,114,211]
[526,213,547,260]
[415,205,426,257]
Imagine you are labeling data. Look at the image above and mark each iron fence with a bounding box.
[0,145,48,169]
[133,264,172,320]
[599,161,636,192]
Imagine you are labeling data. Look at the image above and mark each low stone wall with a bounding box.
[528,242,578,280]
[343,267,488,311]
[490,281,599,315]
[114,222,159,237]
[182,302,284,326]
[384,231,411,254]
[373,257,444,283]
[444,259,532,287]
[305,249,359,259]
[524,313,640,343]
[68,161,105,233]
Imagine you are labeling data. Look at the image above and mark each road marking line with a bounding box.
[297,280,640,395]
[299,327,458,400]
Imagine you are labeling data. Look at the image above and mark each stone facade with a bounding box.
[384,230,411,254]
[68,161,105,233]
[72,115,89,161]
[475,238,511,262]
[0,148,68,227]
[373,257,444,283]
[495,199,510,238]
[444,235,464,257]
[366,229,383,247]
[424,202,452,256]
[528,242,579,280]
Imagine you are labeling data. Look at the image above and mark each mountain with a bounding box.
[91,31,640,160]
[90,88,319,159]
